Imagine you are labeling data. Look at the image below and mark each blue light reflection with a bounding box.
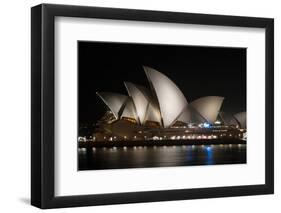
[205,146,214,165]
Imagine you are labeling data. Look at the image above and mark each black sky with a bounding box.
[78,41,246,124]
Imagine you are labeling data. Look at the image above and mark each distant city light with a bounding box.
[203,122,211,128]
[206,146,212,151]
[214,120,221,125]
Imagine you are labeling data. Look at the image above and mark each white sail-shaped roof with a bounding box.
[233,112,246,129]
[121,98,138,121]
[144,66,188,127]
[177,107,191,123]
[96,92,128,119]
[219,112,233,124]
[145,102,162,124]
[124,82,150,125]
[190,96,224,124]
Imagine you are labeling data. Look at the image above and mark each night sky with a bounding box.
[78,41,246,124]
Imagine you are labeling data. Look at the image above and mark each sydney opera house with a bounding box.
[89,66,246,144]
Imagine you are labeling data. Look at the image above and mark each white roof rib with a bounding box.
[177,106,191,124]
[96,92,128,119]
[144,102,162,124]
[190,96,224,124]
[219,112,234,125]
[124,82,150,125]
[121,98,139,122]
[143,66,188,127]
[233,112,246,129]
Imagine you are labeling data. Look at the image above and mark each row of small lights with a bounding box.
[78,143,245,152]
[101,134,237,141]
[79,133,242,142]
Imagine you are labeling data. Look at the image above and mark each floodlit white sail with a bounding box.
[121,98,139,121]
[96,92,128,119]
[190,96,224,124]
[177,107,191,123]
[124,82,150,125]
[219,112,237,126]
[144,102,162,124]
[233,112,246,129]
[144,66,188,127]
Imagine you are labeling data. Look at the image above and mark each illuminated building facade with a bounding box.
[91,66,246,142]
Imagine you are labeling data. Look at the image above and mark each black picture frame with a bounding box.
[31,3,274,209]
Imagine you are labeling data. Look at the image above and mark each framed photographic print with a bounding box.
[31,3,274,209]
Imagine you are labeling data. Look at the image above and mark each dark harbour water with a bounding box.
[78,144,246,170]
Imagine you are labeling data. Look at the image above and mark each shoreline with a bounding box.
[79,138,246,148]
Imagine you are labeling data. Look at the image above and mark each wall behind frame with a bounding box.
[0,0,278,212]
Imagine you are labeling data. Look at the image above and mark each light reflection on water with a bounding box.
[78,144,246,170]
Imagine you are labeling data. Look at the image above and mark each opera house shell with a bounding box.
[94,66,246,141]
